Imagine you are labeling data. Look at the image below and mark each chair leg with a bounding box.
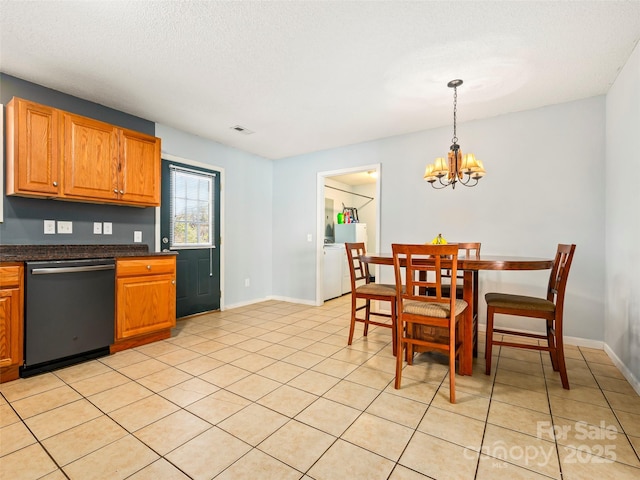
[449,317,459,403]
[547,320,559,371]
[391,300,397,357]
[394,317,404,389]
[555,320,570,390]
[449,345,456,404]
[363,300,371,337]
[406,324,414,365]
[458,312,465,377]
[347,296,357,346]
[485,307,494,375]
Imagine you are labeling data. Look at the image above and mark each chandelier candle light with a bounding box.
[424,79,486,189]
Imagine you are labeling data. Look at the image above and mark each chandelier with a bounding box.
[424,79,485,189]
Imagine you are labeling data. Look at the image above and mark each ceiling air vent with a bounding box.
[230,125,254,135]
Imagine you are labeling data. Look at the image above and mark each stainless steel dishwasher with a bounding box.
[22,258,115,377]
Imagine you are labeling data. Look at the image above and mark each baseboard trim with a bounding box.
[602,344,640,396]
[267,295,319,306]
[224,295,318,310]
[477,323,605,349]
[223,297,273,310]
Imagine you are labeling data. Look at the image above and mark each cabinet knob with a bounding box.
[120,190,124,195]
[171,280,176,285]
[114,189,118,193]
[146,265,151,270]
[53,181,58,187]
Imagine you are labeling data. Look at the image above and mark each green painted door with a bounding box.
[161,159,221,317]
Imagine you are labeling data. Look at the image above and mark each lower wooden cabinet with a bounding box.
[0,265,24,383]
[112,256,176,352]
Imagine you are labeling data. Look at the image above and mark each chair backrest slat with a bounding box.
[345,242,369,288]
[392,243,459,310]
[547,244,576,308]
[432,242,480,280]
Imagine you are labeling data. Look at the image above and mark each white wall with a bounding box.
[155,124,274,308]
[605,41,640,383]
[273,96,606,341]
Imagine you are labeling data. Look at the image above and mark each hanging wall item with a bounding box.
[342,206,359,223]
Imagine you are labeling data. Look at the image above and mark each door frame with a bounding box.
[154,153,226,310]
[315,163,381,305]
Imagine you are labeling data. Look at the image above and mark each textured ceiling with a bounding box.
[1,1,639,160]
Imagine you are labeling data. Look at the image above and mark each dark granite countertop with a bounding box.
[0,244,178,263]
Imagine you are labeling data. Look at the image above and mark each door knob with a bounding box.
[162,237,169,244]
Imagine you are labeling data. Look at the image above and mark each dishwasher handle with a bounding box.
[31,264,116,275]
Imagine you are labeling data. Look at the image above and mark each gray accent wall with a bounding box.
[0,74,156,247]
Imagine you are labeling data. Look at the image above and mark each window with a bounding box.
[169,165,216,248]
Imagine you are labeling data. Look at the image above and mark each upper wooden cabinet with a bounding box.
[5,97,161,207]
[63,112,119,202]
[5,98,61,197]
[118,128,161,206]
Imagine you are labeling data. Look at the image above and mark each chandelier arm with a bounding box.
[458,175,479,187]
[431,177,451,189]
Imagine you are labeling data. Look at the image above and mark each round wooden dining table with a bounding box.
[359,253,554,375]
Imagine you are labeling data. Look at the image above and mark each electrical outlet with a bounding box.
[134,231,142,243]
[103,222,112,235]
[244,278,250,287]
[93,222,102,234]
[44,220,56,235]
[57,221,73,234]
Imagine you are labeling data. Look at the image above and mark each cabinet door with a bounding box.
[62,113,119,201]
[0,287,23,370]
[116,274,176,340]
[118,129,161,206]
[6,98,60,196]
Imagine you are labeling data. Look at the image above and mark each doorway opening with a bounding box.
[316,164,381,305]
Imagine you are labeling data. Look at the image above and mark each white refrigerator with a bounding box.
[335,223,367,244]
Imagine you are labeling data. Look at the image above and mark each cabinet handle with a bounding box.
[146,265,151,270]
[114,189,118,193]
[120,190,124,194]
[171,280,176,285]
[53,181,58,187]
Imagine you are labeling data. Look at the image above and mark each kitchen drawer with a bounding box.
[0,265,22,288]
[116,257,176,277]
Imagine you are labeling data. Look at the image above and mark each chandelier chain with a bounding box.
[452,85,458,144]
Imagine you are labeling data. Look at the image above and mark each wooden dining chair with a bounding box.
[484,244,576,389]
[438,242,481,293]
[392,243,467,403]
[424,242,480,358]
[345,242,397,356]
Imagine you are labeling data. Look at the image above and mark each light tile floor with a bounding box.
[1,297,639,480]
